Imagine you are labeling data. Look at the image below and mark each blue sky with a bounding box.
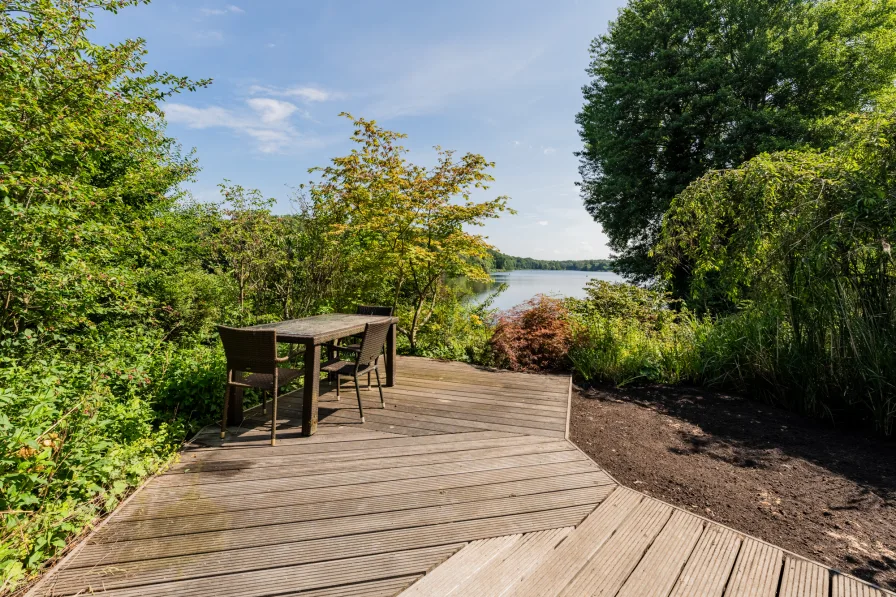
[94,0,627,259]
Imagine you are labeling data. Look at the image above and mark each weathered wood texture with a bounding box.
[248,313,398,345]
[30,357,893,597]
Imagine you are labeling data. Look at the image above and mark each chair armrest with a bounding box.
[275,356,290,363]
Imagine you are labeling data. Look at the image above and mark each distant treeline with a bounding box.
[485,250,615,272]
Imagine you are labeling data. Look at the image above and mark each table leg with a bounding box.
[226,386,243,426]
[386,323,396,387]
[325,340,336,381]
[302,341,320,436]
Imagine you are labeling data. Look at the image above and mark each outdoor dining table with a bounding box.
[230,313,399,436]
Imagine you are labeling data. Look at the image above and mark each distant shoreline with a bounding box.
[486,249,615,273]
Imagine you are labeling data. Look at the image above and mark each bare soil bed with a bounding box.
[569,383,896,591]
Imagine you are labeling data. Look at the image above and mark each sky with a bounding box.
[93,0,628,260]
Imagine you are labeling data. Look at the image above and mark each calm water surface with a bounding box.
[470,270,624,311]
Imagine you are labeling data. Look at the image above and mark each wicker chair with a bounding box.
[357,305,394,317]
[322,320,391,422]
[217,326,302,445]
[335,305,394,389]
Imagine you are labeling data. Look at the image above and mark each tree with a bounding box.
[309,115,512,350]
[0,1,214,588]
[211,183,278,320]
[0,0,209,338]
[576,0,896,287]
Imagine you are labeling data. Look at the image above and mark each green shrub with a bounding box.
[0,330,225,591]
[581,279,677,327]
[568,286,707,385]
[406,293,496,363]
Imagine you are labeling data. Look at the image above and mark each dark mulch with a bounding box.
[569,383,896,591]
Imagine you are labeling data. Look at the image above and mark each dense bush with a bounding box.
[0,333,224,589]
[488,296,572,372]
[406,289,498,363]
[568,283,707,385]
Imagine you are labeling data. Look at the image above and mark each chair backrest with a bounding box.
[217,326,278,374]
[357,304,394,316]
[357,320,391,366]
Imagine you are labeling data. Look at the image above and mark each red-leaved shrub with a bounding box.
[488,295,572,372]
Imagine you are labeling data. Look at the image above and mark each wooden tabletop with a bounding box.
[248,313,399,345]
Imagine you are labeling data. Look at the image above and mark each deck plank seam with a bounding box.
[154,442,577,488]
[91,480,612,544]
[129,454,600,505]
[71,496,605,571]
[51,541,473,596]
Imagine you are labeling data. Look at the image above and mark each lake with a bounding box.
[469,269,625,311]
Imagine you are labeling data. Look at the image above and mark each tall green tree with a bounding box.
[577,0,896,287]
[0,1,215,589]
[0,0,209,339]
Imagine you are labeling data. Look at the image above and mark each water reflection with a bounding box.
[468,270,625,312]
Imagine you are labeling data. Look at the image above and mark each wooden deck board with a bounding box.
[451,527,573,595]
[76,544,464,597]
[49,507,598,594]
[167,434,540,474]
[506,486,644,597]
[832,574,889,597]
[724,537,784,597]
[398,535,523,596]
[558,496,673,596]
[129,451,590,505]
[616,509,705,597]
[669,525,743,597]
[118,461,610,523]
[278,575,425,597]
[180,429,520,460]
[780,556,830,597]
[97,472,611,544]
[151,441,576,488]
[30,356,895,597]
[73,486,603,568]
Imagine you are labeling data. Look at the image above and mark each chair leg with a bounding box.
[375,367,385,408]
[336,375,340,399]
[367,371,371,390]
[261,390,266,415]
[271,387,278,446]
[221,384,230,439]
[354,374,365,423]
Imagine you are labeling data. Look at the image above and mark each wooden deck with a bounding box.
[30,357,894,596]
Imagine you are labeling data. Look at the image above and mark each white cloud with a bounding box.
[543,147,556,155]
[537,220,549,226]
[165,98,302,153]
[246,98,298,124]
[248,85,343,103]
[200,5,244,16]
